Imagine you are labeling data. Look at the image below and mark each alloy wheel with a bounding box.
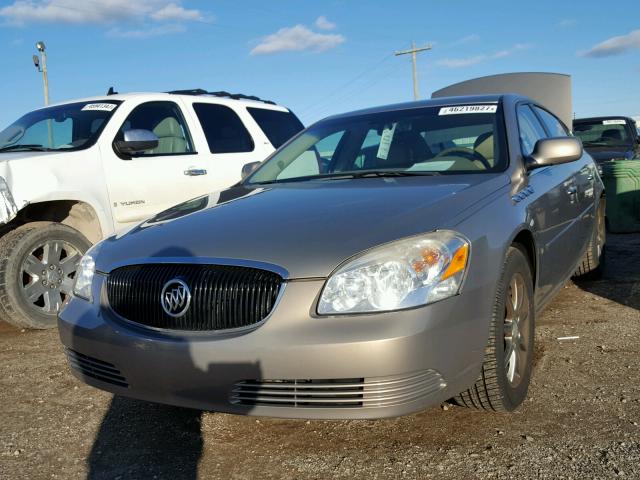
[20,240,81,314]
[503,272,530,388]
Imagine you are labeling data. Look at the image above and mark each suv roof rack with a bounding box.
[166,89,276,105]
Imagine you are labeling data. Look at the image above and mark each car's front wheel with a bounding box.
[0,222,91,329]
[455,245,535,411]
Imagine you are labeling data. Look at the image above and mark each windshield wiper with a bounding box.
[319,170,441,180]
[0,144,49,152]
[247,170,440,185]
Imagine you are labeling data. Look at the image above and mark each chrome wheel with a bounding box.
[504,272,530,388]
[20,240,81,314]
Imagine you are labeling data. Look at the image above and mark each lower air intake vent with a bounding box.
[230,370,445,408]
[66,349,128,388]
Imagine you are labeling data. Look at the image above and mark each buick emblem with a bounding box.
[160,279,191,318]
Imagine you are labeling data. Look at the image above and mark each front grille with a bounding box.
[106,264,282,331]
[66,349,128,388]
[230,370,446,408]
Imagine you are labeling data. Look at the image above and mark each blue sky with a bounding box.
[0,0,639,129]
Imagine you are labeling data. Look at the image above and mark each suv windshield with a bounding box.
[574,119,632,148]
[0,101,121,153]
[246,104,506,184]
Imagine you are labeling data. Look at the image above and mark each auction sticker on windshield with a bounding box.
[602,119,626,125]
[81,103,117,112]
[439,105,497,115]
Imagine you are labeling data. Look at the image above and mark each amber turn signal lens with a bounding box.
[441,243,469,280]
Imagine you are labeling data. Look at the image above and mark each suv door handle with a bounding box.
[184,168,207,176]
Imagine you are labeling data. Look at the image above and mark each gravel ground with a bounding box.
[1,233,639,480]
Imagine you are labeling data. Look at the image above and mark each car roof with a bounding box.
[322,94,524,121]
[40,92,291,113]
[574,116,634,123]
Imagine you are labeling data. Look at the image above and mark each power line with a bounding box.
[297,54,393,116]
[302,60,401,121]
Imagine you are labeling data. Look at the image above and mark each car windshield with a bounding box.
[0,101,121,153]
[245,104,507,184]
[573,119,632,148]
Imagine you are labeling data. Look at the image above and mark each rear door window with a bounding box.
[247,108,304,148]
[193,103,254,154]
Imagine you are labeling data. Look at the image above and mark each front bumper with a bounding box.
[58,274,493,419]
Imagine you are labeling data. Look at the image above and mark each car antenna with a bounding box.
[107,86,118,96]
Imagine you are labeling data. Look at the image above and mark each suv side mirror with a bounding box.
[114,129,159,157]
[526,137,583,171]
[241,161,261,179]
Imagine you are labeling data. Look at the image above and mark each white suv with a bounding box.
[0,89,303,328]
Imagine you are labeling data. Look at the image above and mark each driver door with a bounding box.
[102,101,212,229]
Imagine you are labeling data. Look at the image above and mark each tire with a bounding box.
[455,245,535,411]
[0,222,91,329]
[573,199,606,280]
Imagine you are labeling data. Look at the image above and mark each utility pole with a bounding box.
[33,41,53,147]
[33,41,49,105]
[394,42,432,100]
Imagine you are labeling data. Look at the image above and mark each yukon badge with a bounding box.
[161,279,191,318]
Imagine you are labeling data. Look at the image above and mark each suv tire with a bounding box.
[0,222,91,329]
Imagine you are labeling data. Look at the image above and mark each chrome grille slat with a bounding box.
[230,370,446,408]
[105,264,282,331]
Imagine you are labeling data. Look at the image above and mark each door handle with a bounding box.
[184,168,207,176]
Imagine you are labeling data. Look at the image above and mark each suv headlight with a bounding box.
[318,231,469,315]
[73,252,96,301]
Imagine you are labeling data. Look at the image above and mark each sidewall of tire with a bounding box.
[0,222,91,329]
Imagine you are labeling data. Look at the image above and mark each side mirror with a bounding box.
[526,137,583,171]
[241,161,261,179]
[114,129,159,157]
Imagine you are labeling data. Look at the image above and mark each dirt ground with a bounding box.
[1,234,639,480]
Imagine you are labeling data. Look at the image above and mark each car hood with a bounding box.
[96,174,509,279]
[585,145,636,162]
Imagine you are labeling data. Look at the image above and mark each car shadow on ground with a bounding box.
[574,233,640,311]
[87,397,203,480]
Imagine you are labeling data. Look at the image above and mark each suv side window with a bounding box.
[117,101,193,156]
[193,103,254,154]
[533,106,569,137]
[517,104,547,156]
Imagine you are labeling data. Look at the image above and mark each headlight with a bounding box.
[73,253,96,301]
[318,231,469,315]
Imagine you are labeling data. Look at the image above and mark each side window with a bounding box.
[117,102,193,156]
[246,107,304,148]
[533,106,569,137]
[193,103,254,154]
[517,105,547,156]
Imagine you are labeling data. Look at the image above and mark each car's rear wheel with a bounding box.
[573,198,606,279]
[0,222,91,329]
[455,245,535,411]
